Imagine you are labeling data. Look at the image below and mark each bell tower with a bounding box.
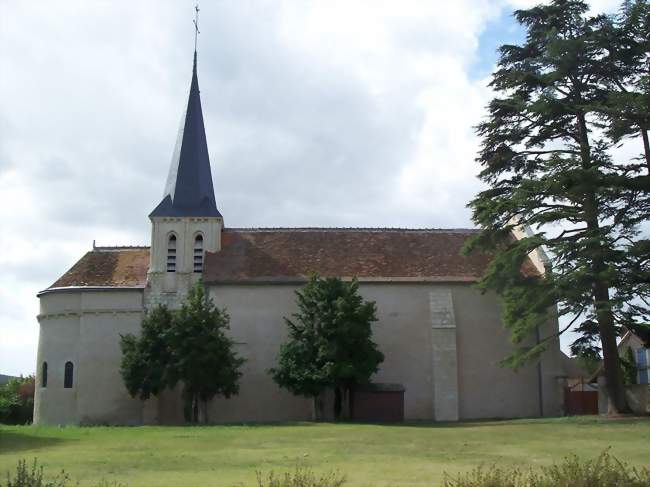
[146,49,223,308]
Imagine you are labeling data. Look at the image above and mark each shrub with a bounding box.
[442,465,523,487]
[531,451,650,487]
[442,451,650,487]
[2,459,127,487]
[3,459,70,487]
[0,377,35,425]
[254,468,346,487]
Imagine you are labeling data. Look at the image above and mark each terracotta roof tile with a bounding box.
[48,247,150,289]
[46,229,540,290]
[203,228,493,283]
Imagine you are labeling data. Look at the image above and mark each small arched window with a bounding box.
[64,361,74,389]
[167,234,177,272]
[193,234,204,273]
[41,362,48,388]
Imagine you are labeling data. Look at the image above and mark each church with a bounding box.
[33,49,564,425]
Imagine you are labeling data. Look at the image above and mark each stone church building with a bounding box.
[34,51,563,425]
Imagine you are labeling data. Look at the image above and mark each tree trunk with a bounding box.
[577,112,630,415]
[192,394,199,424]
[312,394,324,421]
[334,387,342,420]
[342,387,350,420]
[641,128,650,174]
[203,400,209,424]
[593,280,630,414]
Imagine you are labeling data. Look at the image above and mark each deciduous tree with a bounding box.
[120,282,244,423]
[270,276,384,420]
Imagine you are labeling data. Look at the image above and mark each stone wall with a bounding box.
[35,280,563,425]
[198,282,562,423]
[598,379,650,415]
[35,289,145,425]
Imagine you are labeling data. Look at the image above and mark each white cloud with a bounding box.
[508,0,621,11]
[0,0,625,375]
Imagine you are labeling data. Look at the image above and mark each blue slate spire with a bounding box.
[150,51,221,218]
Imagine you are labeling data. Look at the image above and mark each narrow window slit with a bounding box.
[64,361,74,388]
[42,362,48,388]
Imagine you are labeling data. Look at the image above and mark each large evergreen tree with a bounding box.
[120,282,244,423]
[270,276,384,419]
[596,0,650,170]
[466,0,649,414]
[593,0,650,348]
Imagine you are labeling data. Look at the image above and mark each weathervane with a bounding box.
[193,3,200,52]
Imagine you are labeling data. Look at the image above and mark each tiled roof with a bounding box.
[203,228,495,283]
[45,228,539,291]
[46,247,150,290]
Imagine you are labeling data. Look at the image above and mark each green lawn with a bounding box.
[1,417,649,486]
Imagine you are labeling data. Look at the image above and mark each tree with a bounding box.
[120,282,245,423]
[0,376,34,424]
[592,0,650,347]
[270,276,384,420]
[465,0,649,415]
[120,305,175,401]
[167,283,245,423]
[596,0,650,170]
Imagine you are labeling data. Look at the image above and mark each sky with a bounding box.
[0,0,624,376]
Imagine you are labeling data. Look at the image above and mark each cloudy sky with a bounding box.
[0,0,623,376]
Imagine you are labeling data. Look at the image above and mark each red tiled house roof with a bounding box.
[45,228,534,291]
[46,247,150,290]
[203,228,493,284]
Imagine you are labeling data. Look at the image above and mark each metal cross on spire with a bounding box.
[193,3,200,52]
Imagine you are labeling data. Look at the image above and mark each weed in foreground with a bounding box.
[4,459,70,487]
[254,468,346,487]
[442,450,650,487]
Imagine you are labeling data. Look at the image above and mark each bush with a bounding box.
[2,459,127,487]
[0,377,35,425]
[6,452,648,487]
[254,468,346,487]
[3,459,70,487]
[442,450,650,487]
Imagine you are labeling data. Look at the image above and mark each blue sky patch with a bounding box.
[469,8,526,81]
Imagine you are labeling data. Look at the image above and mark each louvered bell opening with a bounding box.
[193,235,203,273]
[167,234,177,272]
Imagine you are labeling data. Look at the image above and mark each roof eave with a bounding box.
[37,285,145,297]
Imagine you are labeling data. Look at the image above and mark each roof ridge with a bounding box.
[93,245,150,251]
[224,227,479,233]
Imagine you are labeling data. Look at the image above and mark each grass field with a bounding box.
[1,417,649,486]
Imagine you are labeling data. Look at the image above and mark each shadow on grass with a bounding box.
[191,415,645,429]
[0,431,70,454]
[339,415,649,428]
